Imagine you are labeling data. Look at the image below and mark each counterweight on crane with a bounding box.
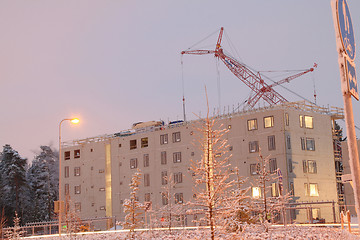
[181,27,317,108]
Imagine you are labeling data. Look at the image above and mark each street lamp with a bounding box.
[58,118,80,236]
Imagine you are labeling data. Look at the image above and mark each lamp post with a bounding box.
[58,118,79,236]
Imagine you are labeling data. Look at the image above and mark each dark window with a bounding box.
[65,166,69,178]
[130,158,138,169]
[74,185,81,194]
[249,141,259,153]
[130,139,137,150]
[288,159,293,173]
[172,132,181,143]
[144,174,150,187]
[250,163,260,175]
[75,203,81,213]
[308,160,317,174]
[143,154,150,167]
[175,193,184,204]
[301,137,306,150]
[269,158,277,173]
[74,167,80,176]
[303,160,307,173]
[306,138,315,151]
[160,134,168,145]
[74,149,80,158]
[64,151,70,160]
[268,135,276,150]
[161,171,168,185]
[145,193,151,202]
[162,193,168,205]
[289,182,294,195]
[287,135,291,149]
[141,137,148,148]
[161,151,167,165]
[173,152,182,163]
[174,172,183,184]
[65,184,69,195]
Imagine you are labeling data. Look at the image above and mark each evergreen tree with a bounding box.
[0,144,27,224]
[26,146,58,223]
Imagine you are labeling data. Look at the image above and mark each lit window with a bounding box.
[74,167,80,176]
[74,149,80,159]
[161,151,167,165]
[285,113,289,126]
[74,185,81,194]
[308,160,317,174]
[64,151,70,160]
[249,141,259,153]
[305,183,319,197]
[173,152,182,163]
[304,116,314,129]
[264,116,274,128]
[65,166,69,178]
[174,172,183,184]
[144,174,150,187]
[130,158,138,169]
[172,132,181,143]
[312,208,320,219]
[175,193,184,204]
[271,183,279,197]
[247,119,258,131]
[268,135,276,151]
[141,137,149,148]
[299,115,304,128]
[143,154,150,167]
[161,171,168,185]
[306,138,315,151]
[160,134,168,145]
[252,187,261,198]
[130,140,137,150]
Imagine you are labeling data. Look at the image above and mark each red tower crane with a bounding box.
[181,27,317,108]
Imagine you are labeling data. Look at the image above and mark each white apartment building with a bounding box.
[61,101,343,230]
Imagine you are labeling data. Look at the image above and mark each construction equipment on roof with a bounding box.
[181,27,317,109]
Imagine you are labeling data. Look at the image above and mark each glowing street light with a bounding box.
[58,118,80,236]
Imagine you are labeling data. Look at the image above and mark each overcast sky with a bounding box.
[1,0,360,161]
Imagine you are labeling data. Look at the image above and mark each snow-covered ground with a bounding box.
[24,225,359,240]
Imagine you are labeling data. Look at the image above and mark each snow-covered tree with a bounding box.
[26,146,58,223]
[0,144,27,224]
[123,169,144,237]
[5,211,24,240]
[190,92,234,240]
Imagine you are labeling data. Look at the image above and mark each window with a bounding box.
[250,163,260,175]
[287,135,291,149]
[289,182,294,195]
[65,166,69,178]
[141,137,148,148]
[306,138,315,151]
[145,193,151,202]
[304,116,314,129]
[175,193,184,204]
[308,160,317,174]
[303,160,317,174]
[160,134,168,145]
[285,113,289,126]
[75,202,81,213]
[174,172,183,184]
[161,171,168,185]
[64,151,70,160]
[144,173,150,187]
[269,158,277,173]
[99,188,105,191]
[264,116,274,128]
[100,206,106,210]
[249,141,259,153]
[252,187,261,198]
[161,151,167,165]
[130,139,137,150]
[247,119,258,131]
[130,158,138,169]
[74,149,80,159]
[288,159,293,173]
[301,137,306,150]
[173,152,182,163]
[143,154,150,167]
[312,208,320,219]
[299,115,304,128]
[305,183,319,196]
[74,167,80,176]
[74,185,81,194]
[271,183,279,197]
[162,193,168,205]
[172,132,181,143]
[65,184,69,195]
[99,169,105,173]
[268,135,276,150]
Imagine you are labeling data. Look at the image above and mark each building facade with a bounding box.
[61,101,343,229]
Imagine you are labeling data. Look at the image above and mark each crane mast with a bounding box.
[181,27,316,108]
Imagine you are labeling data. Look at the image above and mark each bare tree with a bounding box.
[123,168,144,238]
[0,208,7,239]
[189,89,234,240]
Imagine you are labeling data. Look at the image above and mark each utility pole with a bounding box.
[331,0,360,227]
